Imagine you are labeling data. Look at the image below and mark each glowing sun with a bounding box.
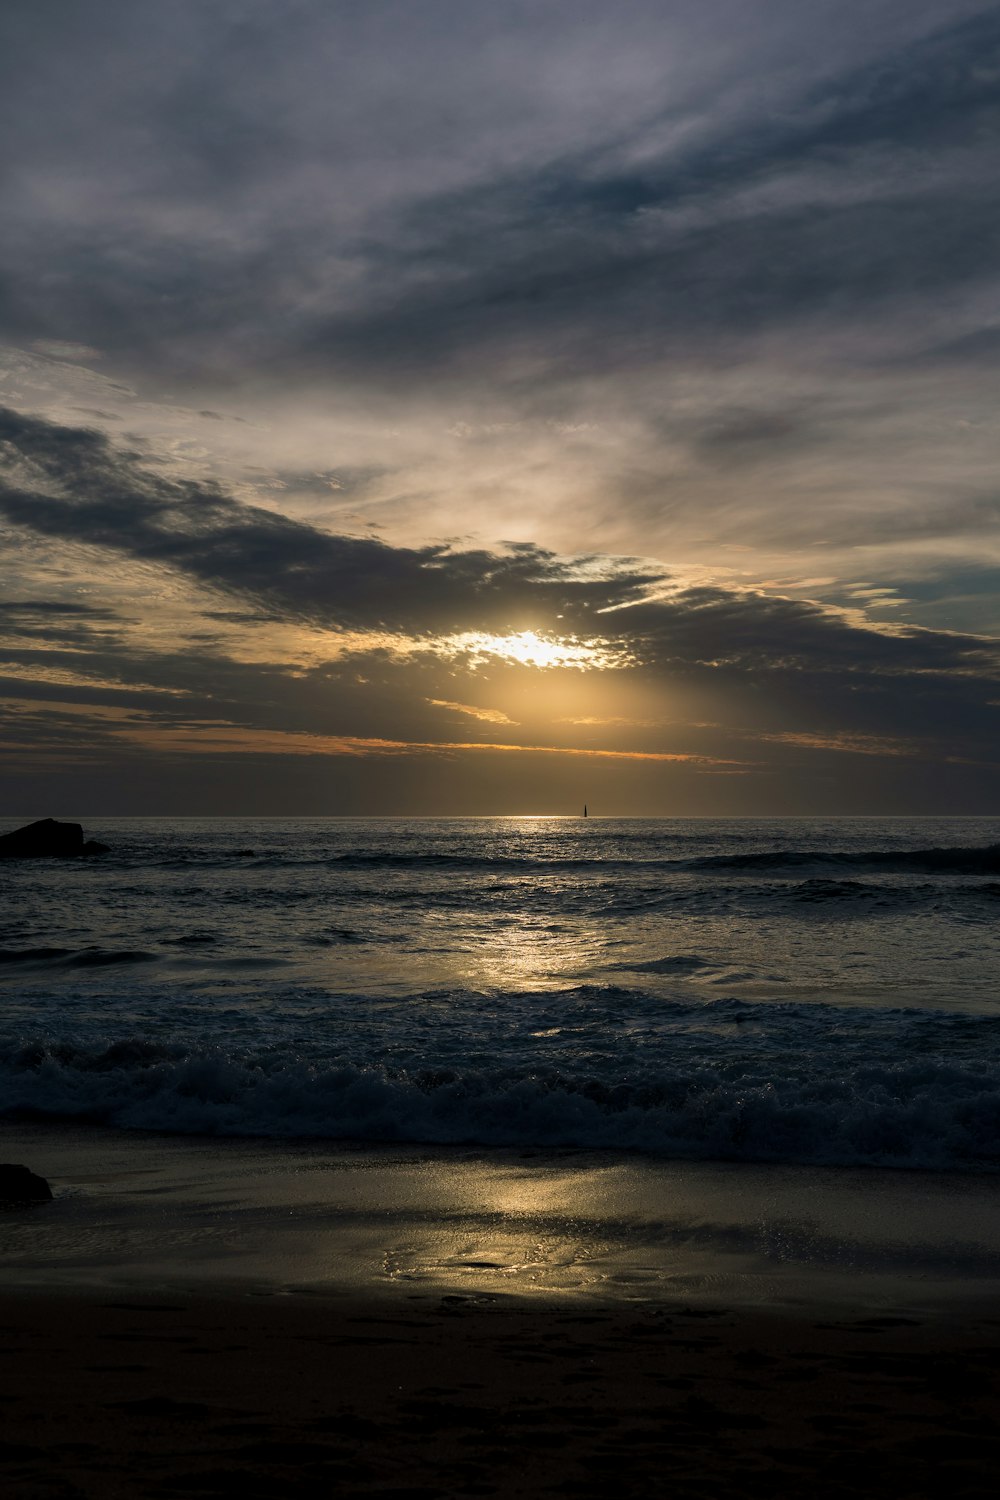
[447,629,621,670]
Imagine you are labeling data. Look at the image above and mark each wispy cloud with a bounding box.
[428,699,516,725]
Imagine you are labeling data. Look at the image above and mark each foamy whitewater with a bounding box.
[3,816,1000,1170]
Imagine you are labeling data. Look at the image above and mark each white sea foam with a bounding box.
[2,1023,999,1169]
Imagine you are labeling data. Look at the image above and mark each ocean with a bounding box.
[3,816,1000,1173]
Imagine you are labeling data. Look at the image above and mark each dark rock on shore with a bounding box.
[0,818,109,860]
[0,1164,53,1205]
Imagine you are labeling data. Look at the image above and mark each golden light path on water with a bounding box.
[465,911,598,995]
[438,816,611,995]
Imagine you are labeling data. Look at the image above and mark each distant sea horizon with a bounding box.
[8,811,1000,820]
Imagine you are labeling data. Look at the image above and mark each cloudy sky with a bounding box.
[1,0,999,814]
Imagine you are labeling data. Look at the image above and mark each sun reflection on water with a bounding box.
[458,915,596,994]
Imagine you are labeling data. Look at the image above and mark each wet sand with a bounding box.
[2,1122,1000,1495]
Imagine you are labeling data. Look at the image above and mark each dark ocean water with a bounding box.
[2,816,1000,1170]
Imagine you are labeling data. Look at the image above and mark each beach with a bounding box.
[2,1121,1000,1496]
[4,816,1000,1492]
[5,1287,1000,1498]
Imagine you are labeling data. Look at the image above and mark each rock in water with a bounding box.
[0,818,107,859]
[0,1165,53,1204]
[0,817,82,857]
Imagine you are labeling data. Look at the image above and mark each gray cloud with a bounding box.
[0,3,994,389]
[306,38,1000,393]
[0,407,658,634]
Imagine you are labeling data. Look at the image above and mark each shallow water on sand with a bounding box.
[3,1123,1000,1315]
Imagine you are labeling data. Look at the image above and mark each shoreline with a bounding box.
[3,1121,1000,1494]
[3,1117,1000,1310]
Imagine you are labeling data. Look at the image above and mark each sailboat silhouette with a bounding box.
[583,803,588,817]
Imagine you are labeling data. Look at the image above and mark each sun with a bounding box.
[444,629,626,671]
[480,630,583,668]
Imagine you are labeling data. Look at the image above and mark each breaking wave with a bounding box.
[2,1030,999,1171]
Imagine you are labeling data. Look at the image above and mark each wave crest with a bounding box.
[2,1037,998,1171]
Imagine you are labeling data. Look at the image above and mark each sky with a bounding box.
[1,0,1000,816]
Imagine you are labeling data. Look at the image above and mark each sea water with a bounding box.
[2,816,1000,1171]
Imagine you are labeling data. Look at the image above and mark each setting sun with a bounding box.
[446,629,622,671]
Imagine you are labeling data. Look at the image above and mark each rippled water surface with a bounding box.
[3,817,1000,1167]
